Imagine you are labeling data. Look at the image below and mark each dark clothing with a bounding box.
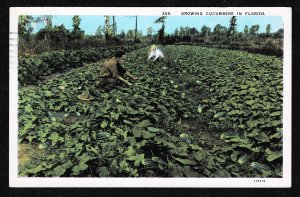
[99,57,126,79]
[98,57,126,90]
[98,78,119,90]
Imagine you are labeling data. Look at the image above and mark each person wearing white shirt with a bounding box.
[148,45,165,61]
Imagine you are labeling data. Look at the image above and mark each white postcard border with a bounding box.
[9,7,292,188]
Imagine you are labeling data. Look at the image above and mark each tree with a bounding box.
[228,16,237,38]
[274,28,283,38]
[255,25,260,35]
[213,24,222,40]
[266,24,271,37]
[33,15,53,30]
[18,15,34,36]
[244,25,249,37]
[174,28,179,37]
[189,27,199,36]
[250,25,260,36]
[72,15,81,32]
[44,16,53,29]
[220,26,227,38]
[154,16,167,42]
[250,26,256,36]
[95,25,105,38]
[71,15,84,39]
[183,26,189,36]
[201,25,211,37]
[104,16,112,37]
[137,30,143,39]
[179,26,184,37]
[147,27,153,37]
[126,29,135,39]
[120,30,126,38]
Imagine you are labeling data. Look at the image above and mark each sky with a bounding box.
[32,15,283,35]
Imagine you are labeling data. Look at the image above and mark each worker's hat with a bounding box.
[150,45,157,50]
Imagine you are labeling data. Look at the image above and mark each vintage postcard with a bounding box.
[9,7,291,187]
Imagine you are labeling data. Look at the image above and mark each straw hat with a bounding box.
[77,91,94,101]
[150,44,157,50]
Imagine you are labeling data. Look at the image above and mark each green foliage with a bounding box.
[18,46,140,86]
[18,45,283,178]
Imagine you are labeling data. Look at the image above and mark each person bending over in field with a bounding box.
[97,50,138,90]
[148,45,165,61]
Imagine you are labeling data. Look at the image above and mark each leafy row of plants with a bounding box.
[18,45,283,177]
[162,45,283,177]
[18,45,145,86]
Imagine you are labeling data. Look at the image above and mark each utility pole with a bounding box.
[112,16,116,36]
[135,16,138,41]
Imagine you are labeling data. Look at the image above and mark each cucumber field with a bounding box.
[18,45,283,178]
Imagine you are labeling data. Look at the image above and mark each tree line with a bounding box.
[18,15,283,55]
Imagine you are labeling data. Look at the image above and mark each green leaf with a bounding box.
[86,145,99,155]
[230,152,239,162]
[26,135,36,142]
[123,120,133,125]
[152,157,165,164]
[250,146,264,153]
[124,146,136,157]
[189,144,203,151]
[196,80,202,85]
[245,100,256,105]
[44,90,53,97]
[98,167,110,177]
[51,165,66,176]
[62,161,73,169]
[141,131,156,139]
[96,132,111,140]
[115,98,122,103]
[270,111,281,117]
[119,160,129,170]
[49,132,60,146]
[265,148,282,162]
[147,127,160,133]
[27,164,44,174]
[194,150,205,161]
[172,157,194,165]
[72,162,89,176]
[24,104,33,113]
[161,88,167,96]
[246,120,259,128]
[135,140,147,149]
[127,154,145,167]
[135,120,152,128]
[237,154,250,165]
[237,143,253,149]
[80,133,89,142]
[215,157,226,163]
[256,132,270,143]
[247,129,260,137]
[220,131,239,139]
[214,112,226,118]
[101,120,108,128]
[110,112,119,120]
[38,143,48,149]
[271,120,282,127]
[269,128,282,139]
[162,141,177,149]
[133,129,142,138]
[197,104,203,113]
[250,162,270,174]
